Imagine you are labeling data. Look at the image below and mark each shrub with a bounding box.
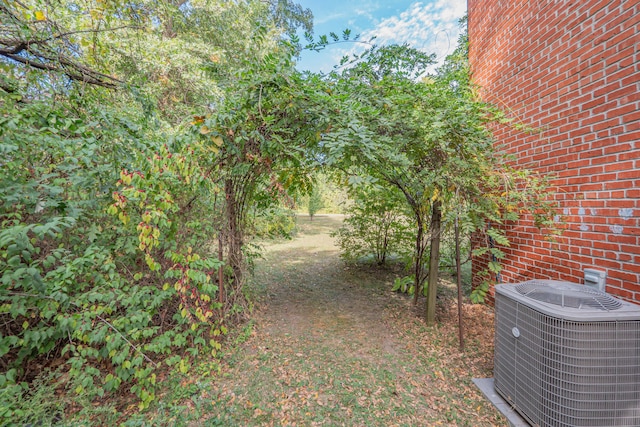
[248,206,296,239]
[333,185,413,265]
[0,94,227,417]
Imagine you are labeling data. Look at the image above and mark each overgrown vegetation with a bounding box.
[296,172,351,216]
[333,183,414,265]
[320,24,557,324]
[0,0,556,422]
[0,0,318,421]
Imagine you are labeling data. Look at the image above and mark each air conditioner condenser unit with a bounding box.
[494,280,640,427]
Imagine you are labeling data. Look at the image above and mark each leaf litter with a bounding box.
[193,215,506,426]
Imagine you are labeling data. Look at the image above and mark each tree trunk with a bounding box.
[413,215,425,305]
[225,179,244,291]
[218,231,225,311]
[455,213,465,349]
[425,200,442,325]
[381,232,388,265]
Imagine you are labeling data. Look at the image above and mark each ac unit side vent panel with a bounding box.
[494,281,640,427]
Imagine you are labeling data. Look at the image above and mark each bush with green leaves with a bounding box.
[0,91,229,418]
[333,184,414,265]
[392,276,415,294]
[248,206,297,239]
[307,186,325,220]
[0,0,321,421]
[0,369,65,426]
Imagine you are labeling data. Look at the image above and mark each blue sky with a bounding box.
[295,0,467,74]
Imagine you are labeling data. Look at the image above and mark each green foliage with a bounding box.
[0,84,230,415]
[317,175,351,214]
[0,0,325,406]
[186,37,334,295]
[296,172,350,214]
[438,229,472,290]
[319,20,557,322]
[249,206,297,239]
[321,43,458,315]
[469,281,491,304]
[333,184,413,265]
[392,276,414,295]
[307,186,324,219]
[0,369,65,426]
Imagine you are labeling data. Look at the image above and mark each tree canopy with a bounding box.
[0,3,556,422]
[317,26,555,324]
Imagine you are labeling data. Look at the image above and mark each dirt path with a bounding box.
[201,215,506,426]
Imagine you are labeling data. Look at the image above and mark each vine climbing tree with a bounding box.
[319,28,557,324]
[0,0,320,419]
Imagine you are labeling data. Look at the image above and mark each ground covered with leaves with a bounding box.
[173,214,505,426]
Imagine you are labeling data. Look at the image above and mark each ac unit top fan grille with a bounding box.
[515,280,622,311]
[496,280,640,321]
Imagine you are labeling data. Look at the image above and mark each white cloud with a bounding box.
[361,0,466,63]
[297,0,466,74]
[313,1,381,26]
[314,11,351,25]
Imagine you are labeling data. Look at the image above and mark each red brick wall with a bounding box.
[468,0,640,302]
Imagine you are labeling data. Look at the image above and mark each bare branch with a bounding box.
[0,4,128,89]
[1,51,121,88]
[96,315,158,367]
[29,25,143,45]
